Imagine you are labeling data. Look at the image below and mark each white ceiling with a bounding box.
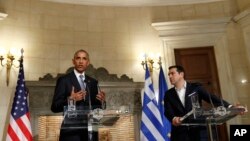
[41,0,224,6]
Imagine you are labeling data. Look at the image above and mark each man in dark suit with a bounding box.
[51,49,105,141]
[164,65,231,141]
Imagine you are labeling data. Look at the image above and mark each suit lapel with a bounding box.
[84,76,91,95]
[69,72,82,92]
[184,83,193,111]
[172,90,186,112]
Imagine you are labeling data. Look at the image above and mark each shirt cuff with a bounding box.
[172,116,177,122]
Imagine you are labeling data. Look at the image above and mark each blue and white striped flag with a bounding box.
[140,64,165,141]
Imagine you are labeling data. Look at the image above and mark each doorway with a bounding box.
[174,46,229,141]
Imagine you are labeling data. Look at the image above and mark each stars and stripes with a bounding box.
[6,51,32,141]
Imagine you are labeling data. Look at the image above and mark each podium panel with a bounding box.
[180,106,247,141]
[60,105,132,141]
[181,106,246,125]
[62,108,89,129]
[62,106,131,129]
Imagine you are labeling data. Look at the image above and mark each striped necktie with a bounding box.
[80,74,91,109]
[79,75,85,90]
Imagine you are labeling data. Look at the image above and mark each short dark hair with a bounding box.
[168,65,185,74]
[73,49,89,59]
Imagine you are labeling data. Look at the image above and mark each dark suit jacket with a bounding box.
[51,71,102,141]
[164,82,230,141]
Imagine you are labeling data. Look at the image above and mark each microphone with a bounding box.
[208,92,215,109]
[84,79,92,111]
[97,83,106,109]
[218,94,225,107]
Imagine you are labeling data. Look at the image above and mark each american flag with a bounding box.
[140,64,165,141]
[6,52,32,141]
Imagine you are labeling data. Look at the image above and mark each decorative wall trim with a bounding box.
[233,8,250,24]
[39,64,133,82]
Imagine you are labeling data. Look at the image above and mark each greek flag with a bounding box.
[140,64,165,141]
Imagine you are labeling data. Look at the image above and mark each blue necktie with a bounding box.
[79,75,91,109]
[79,75,85,90]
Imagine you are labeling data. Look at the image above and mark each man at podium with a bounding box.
[51,49,106,141]
[164,65,232,141]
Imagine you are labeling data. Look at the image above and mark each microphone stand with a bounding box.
[84,80,95,141]
[84,80,92,111]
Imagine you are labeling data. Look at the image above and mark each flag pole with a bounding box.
[19,48,24,64]
[6,48,33,141]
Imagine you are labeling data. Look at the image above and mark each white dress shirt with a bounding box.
[74,69,86,89]
[175,81,187,106]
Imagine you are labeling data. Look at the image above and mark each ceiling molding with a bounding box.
[151,17,231,39]
[233,8,250,22]
[41,0,224,6]
[233,8,250,27]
